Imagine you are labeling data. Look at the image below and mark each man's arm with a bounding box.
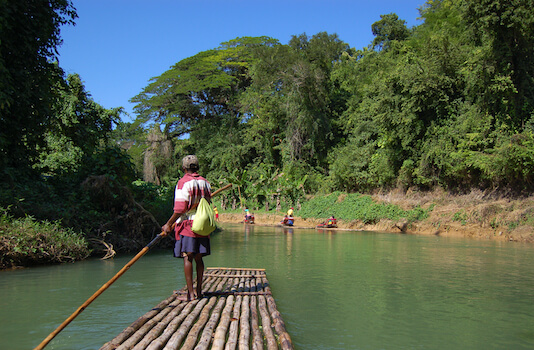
[162,212,181,235]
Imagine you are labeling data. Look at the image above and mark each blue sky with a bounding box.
[58,0,425,122]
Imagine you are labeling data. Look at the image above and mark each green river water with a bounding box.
[1,223,534,349]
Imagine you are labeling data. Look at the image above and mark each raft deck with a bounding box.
[100,267,293,350]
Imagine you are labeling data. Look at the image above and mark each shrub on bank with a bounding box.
[299,192,433,224]
[0,208,90,269]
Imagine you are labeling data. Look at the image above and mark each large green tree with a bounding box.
[371,13,411,50]
[131,36,279,182]
[242,32,350,173]
[129,0,534,197]
[0,0,77,170]
[131,36,278,139]
[37,73,122,176]
[462,0,534,131]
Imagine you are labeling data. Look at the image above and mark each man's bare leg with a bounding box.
[194,254,204,298]
[180,252,195,301]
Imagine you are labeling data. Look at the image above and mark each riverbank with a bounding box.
[217,189,534,243]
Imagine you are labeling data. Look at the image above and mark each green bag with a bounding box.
[191,197,216,236]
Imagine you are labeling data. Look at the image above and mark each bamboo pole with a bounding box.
[34,231,166,350]
[35,184,232,350]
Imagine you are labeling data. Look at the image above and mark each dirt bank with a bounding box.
[217,189,534,243]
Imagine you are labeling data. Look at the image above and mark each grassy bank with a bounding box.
[0,208,91,269]
[216,189,534,243]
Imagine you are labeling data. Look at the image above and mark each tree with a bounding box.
[0,0,77,170]
[462,0,534,131]
[371,13,411,51]
[36,74,121,176]
[131,36,279,138]
[243,32,350,170]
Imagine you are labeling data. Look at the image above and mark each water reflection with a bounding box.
[243,222,253,239]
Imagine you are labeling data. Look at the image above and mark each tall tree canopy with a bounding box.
[131,36,279,138]
[0,0,77,170]
[371,13,411,50]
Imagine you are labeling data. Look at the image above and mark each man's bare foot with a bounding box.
[196,287,204,299]
[176,291,195,301]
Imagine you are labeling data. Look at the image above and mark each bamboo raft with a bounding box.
[100,267,293,350]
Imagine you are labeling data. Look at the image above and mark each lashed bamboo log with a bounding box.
[258,295,278,350]
[231,277,240,293]
[247,273,262,350]
[205,274,264,278]
[181,296,217,350]
[238,295,251,350]
[250,296,263,350]
[194,296,227,350]
[212,295,235,350]
[145,300,199,350]
[131,302,188,350]
[237,276,246,293]
[115,299,183,350]
[162,298,208,350]
[208,267,266,271]
[100,295,175,350]
[266,295,293,350]
[225,294,242,350]
[212,273,227,292]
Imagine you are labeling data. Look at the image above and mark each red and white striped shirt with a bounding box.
[173,172,211,239]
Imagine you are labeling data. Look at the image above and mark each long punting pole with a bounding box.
[34,183,232,350]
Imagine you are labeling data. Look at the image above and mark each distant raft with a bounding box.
[100,267,293,350]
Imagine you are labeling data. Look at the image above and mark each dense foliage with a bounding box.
[127,0,534,212]
[299,192,433,224]
[0,0,77,170]
[0,208,90,269]
[0,1,156,264]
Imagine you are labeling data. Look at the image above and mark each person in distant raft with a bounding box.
[213,206,219,221]
[287,207,294,217]
[162,155,212,301]
[244,208,252,222]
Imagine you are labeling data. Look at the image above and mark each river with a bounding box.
[1,224,534,349]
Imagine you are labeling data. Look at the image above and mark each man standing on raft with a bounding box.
[162,155,212,301]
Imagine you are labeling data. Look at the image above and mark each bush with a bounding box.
[299,192,433,224]
[0,208,90,269]
[131,180,174,225]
